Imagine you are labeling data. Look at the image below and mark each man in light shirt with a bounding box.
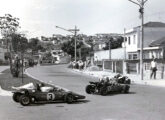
[150,58,157,79]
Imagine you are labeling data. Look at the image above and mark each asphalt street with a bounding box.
[0,64,165,120]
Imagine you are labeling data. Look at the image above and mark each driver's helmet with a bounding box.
[36,83,44,91]
[99,78,104,82]
[39,83,44,87]
[99,77,105,83]
[105,77,109,82]
[114,73,121,78]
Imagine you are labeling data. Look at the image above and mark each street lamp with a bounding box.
[128,0,148,80]
[55,26,79,62]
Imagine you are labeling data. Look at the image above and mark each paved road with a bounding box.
[1,64,165,120]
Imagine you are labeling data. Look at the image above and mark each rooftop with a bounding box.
[150,36,165,47]
[135,22,165,29]
[144,22,165,27]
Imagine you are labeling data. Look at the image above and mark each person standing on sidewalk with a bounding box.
[150,58,157,79]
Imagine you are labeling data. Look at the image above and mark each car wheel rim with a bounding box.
[68,95,73,102]
[22,97,30,104]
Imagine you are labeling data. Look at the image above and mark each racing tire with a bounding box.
[85,85,93,94]
[13,93,21,102]
[65,94,74,104]
[19,95,31,106]
[123,85,129,93]
[100,87,108,96]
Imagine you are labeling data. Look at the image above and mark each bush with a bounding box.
[0,59,9,66]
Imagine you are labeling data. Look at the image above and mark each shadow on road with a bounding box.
[25,100,90,106]
[128,91,136,94]
[105,91,136,96]
[88,91,136,97]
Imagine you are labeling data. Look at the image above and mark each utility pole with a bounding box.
[128,0,148,80]
[69,26,79,62]
[124,28,126,60]
[55,26,79,62]
[21,52,24,84]
[109,39,111,60]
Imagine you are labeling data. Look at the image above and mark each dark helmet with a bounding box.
[39,83,44,87]
[106,77,109,82]
[114,74,121,78]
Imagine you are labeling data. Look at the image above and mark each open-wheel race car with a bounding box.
[85,78,130,96]
[12,83,85,106]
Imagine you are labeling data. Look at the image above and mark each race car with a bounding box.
[85,79,130,96]
[12,83,85,106]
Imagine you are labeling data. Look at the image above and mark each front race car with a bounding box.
[12,83,86,106]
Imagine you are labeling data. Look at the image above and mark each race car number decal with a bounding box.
[47,93,55,100]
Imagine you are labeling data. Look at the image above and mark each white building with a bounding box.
[123,21,165,74]
[123,22,165,60]
[94,22,165,76]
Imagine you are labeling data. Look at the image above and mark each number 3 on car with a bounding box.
[47,93,55,100]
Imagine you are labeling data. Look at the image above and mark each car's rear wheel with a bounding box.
[13,93,21,102]
[65,94,73,104]
[85,85,93,94]
[19,95,31,106]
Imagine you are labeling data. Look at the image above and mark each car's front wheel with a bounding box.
[19,95,31,106]
[65,94,73,104]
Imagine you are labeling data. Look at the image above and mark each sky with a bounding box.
[0,0,165,38]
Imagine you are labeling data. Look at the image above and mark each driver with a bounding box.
[36,83,45,91]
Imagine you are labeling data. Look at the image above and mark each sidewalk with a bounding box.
[72,68,165,87]
[0,66,9,74]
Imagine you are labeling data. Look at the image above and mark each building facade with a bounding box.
[94,22,165,78]
[123,22,165,77]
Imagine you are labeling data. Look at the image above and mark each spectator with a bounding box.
[71,61,76,69]
[150,58,157,79]
[78,60,84,70]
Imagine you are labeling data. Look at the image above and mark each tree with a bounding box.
[11,33,28,53]
[44,42,55,52]
[0,14,19,50]
[28,38,45,53]
[0,14,20,73]
[103,37,124,50]
[61,37,91,61]
[61,38,75,58]
[0,14,19,34]
[84,36,95,56]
